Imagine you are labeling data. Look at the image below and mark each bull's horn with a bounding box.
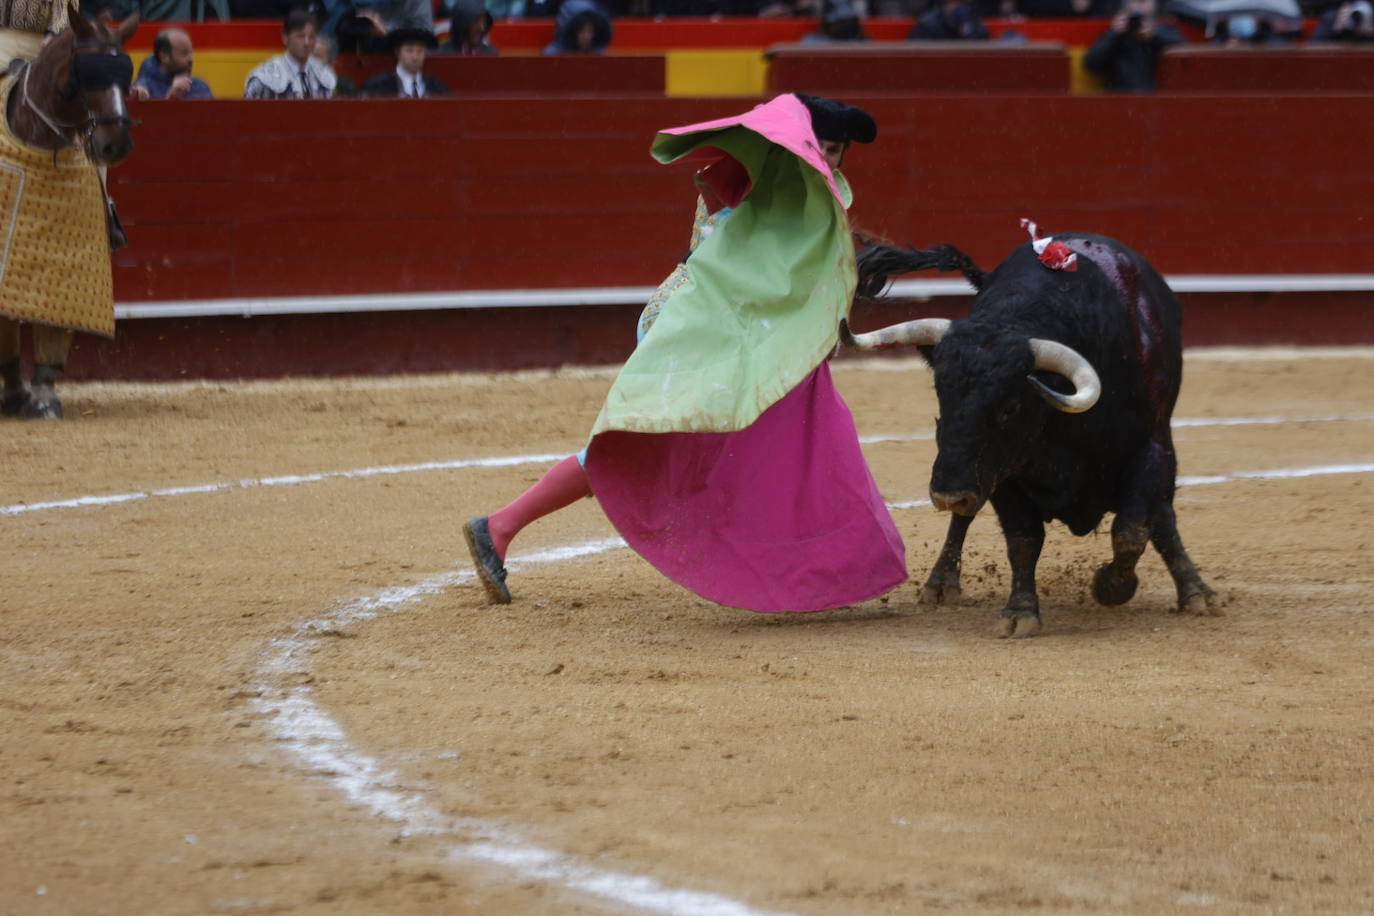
[1028,338,1101,413]
[839,317,950,352]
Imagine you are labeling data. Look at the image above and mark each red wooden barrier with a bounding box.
[1158,46,1374,92]
[765,41,1071,93]
[109,92,1374,306]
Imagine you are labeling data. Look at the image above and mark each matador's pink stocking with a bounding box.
[486,455,592,558]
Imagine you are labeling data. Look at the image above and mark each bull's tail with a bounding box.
[856,243,987,298]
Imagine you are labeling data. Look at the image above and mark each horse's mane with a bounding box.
[26,28,75,92]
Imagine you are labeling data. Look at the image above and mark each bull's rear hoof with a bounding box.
[1179,588,1225,617]
[1092,564,1138,606]
[920,582,962,605]
[996,616,1042,639]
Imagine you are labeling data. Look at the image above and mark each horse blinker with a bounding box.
[62,48,133,100]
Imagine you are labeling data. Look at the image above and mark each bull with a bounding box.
[843,231,1220,638]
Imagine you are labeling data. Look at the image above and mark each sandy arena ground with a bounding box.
[2,349,1373,915]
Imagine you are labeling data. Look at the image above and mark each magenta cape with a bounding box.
[585,363,907,612]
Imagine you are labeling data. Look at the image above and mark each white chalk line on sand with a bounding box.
[884,463,1374,510]
[0,452,564,516]
[6,413,1374,518]
[254,536,796,916]
[250,451,1374,914]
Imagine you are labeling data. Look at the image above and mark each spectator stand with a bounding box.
[120,16,1214,98]
[98,14,1374,379]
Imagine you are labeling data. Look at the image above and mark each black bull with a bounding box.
[843,233,1221,638]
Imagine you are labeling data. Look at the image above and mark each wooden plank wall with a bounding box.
[110,91,1374,307]
[1158,47,1374,91]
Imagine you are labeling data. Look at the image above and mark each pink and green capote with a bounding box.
[584,94,907,612]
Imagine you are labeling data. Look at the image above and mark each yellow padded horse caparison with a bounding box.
[0,72,113,338]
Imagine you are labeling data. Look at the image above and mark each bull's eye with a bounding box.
[995,400,1020,427]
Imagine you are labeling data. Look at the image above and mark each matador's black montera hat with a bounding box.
[796,93,878,145]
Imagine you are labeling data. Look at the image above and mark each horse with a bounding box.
[0,12,138,420]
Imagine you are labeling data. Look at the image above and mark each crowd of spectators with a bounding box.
[81,0,1374,26]
[96,0,1373,102]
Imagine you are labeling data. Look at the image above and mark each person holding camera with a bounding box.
[1083,0,1186,92]
[1312,0,1374,42]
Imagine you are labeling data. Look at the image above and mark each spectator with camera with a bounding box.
[1084,0,1186,92]
[1312,0,1374,41]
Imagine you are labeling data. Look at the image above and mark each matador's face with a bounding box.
[820,139,848,171]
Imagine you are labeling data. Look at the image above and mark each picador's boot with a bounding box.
[1,355,30,416]
[25,363,63,419]
[106,198,127,251]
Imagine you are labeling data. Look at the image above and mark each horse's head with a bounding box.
[29,13,140,165]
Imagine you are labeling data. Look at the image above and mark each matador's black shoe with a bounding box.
[463,516,511,604]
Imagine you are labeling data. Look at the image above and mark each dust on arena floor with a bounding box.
[3,349,1373,915]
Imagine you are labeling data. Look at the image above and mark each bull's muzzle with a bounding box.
[930,489,981,517]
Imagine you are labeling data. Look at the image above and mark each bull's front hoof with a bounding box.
[1092,563,1138,606]
[995,616,1042,639]
[920,581,962,605]
[1178,586,1225,617]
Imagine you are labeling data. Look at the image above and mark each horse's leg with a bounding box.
[0,318,30,416]
[27,325,74,419]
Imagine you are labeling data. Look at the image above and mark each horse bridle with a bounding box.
[19,38,137,153]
